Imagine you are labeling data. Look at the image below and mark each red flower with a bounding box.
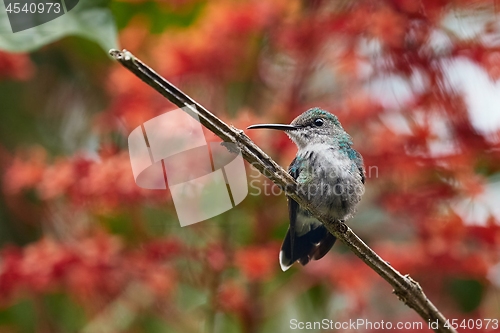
[0,51,34,80]
[235,243,278,282]
[218,280,247,313]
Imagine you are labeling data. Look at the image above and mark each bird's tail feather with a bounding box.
[279,225,336,271]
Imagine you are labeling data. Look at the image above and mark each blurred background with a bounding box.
[1,0,500,332]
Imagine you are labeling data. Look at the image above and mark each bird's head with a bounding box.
[248,108,348,149]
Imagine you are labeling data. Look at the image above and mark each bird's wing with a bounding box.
[354,149,366,184]
[279,157,336,271]
[287,156,300,255]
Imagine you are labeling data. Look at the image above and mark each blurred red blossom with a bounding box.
[217,280,248,314]
[235,243,279,282]
[3,147,46,196]
[369,6,407,49]
[0,233,179,304]
[206,243,227,272]
[152,1,288,79]
[2,149,169,210]
[0,51,34,80]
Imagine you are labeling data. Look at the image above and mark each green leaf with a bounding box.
[138,314,175,333]
[0,0,118,53]
[110,1,205,32]
[0,298,36,333]
[448,278,485,313]
[44,293,87,332]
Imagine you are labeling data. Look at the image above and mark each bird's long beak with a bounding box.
[247,124,298,131]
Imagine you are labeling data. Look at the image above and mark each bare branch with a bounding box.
[109,49,458,333]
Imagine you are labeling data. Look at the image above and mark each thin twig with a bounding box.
[109,49,458,333]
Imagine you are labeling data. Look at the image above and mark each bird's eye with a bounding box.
[313,118,324,127]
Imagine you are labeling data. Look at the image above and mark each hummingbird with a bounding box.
[248,108,365,271]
